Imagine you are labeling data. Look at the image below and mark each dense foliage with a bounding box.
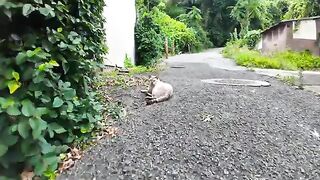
[152,8,198,53]
[135,12,164,66]
[135,0,210,65]
[167,0,320,47]
[0,0,106,178]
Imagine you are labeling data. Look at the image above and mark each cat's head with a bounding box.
[149,75,160,86]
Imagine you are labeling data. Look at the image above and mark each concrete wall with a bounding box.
[287,20,320,56]
[262,19,320,56]
[103,0,136,67]
[262,23,289,54]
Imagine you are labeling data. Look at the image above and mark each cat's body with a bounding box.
[141,76,173,105]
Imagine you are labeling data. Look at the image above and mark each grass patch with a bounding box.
[276,75,297,86]
[223,41,320,70]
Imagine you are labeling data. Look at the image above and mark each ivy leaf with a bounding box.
[49,59,59,67]
[53,97,63,108]
[35,160,47,175]
[48,123,67,134]
[33,0,43,3]
[22,4,36,16]
[34,107,48,118]
[40,142,55,154]
[21,99,35,117]
[0,144,8,157]
[7,80,21,94]
[63,89,76,100]
[12,71,20,81]
[39,4,55,17]
[16,52,27,65]
[29,118,47,139]
[6,106,21,116]
[18,120,30,139]
[4,9,12,20]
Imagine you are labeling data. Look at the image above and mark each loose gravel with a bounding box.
[59,62,320,180]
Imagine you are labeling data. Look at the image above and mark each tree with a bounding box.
[283,0,320,19]
[230,0,271,37]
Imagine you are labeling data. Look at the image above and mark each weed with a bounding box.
[276,75,297,86]
[223,41,320,70]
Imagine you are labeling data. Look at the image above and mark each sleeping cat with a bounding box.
[141,75,173,105]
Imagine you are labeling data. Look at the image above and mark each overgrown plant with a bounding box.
[223,42,320,70]
[135,12,164,66]
[0,0,107,178]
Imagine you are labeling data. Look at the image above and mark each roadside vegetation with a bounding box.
[222,0,320,71]
[223,41,320,70]
[2,0,320,178]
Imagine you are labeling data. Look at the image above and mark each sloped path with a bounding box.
[59,50,320,179]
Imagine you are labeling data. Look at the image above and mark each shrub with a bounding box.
[177,6,212,51]
[0,0,106,178]
[242,30,261,49]
[152,8,198,53]
[135,12,164,66]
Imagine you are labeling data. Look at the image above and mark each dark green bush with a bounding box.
[0,0,106,178]
[135,12,164,66]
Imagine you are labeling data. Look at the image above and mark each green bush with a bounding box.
[242,30,261,49]
[0,0,106,178]
[177,6,212,51]
[152,8,198,53]
[135,12,164,66]
[223,41,320,70]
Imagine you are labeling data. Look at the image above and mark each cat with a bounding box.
[141,75,173,105]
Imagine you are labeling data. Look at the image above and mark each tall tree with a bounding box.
[230,0,271,37]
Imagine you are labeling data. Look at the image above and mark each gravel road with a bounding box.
[59,50,320,180]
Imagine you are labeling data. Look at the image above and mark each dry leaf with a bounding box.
[20,170,34,180]
[58,159,75,173]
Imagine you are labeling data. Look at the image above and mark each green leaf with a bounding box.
[49,59,59,67]
[29,118,47,139]
[35,160,47,175]
[66,101,74,112]
[40,142,55,154]
[63,89,76,100]
[16,52,27,65]
[0,144,8,157]
[7,106,21,116]
[48,123,67,134]
[0,98,14,109]
[53,97,63,108]
[38,63,47,71]
[22,4,35,16]
[35,91,42,98]
[4,9,12,19]
[57,27,63,33]
[12,71,20,81]
[21,99,35,117]
[7,80,21,94]
[34,107,48,118]
[18,120,30,139]
[21,141,40,157]
[39,4,55,17]
[34,0,43,3]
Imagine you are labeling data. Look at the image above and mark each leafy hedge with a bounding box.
[135,12,164,66]
[0,0,106,178]
[152,8,198,53]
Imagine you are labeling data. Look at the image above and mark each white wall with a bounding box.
[103,0,136,67]
[293,20,317,40]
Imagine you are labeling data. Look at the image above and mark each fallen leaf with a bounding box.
[20,170,34,180]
